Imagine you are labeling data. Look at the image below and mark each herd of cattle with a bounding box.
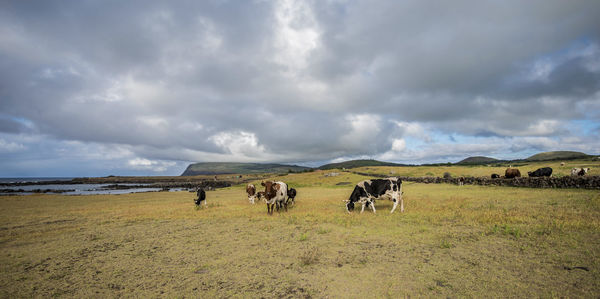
[194,166,591,215]
[194,177,405,215]
[494,167,590,179]
[243,178,403,214]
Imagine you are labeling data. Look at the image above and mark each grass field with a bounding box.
[1,170,599,297]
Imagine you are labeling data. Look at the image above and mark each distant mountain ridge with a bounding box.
[525,151,590,161]
[456,151,591,165]
[181,162,311,176]
[181,151,595,175]
[456,156,500,165]
[318,159,405,170]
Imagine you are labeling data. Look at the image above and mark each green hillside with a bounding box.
[181,162,311,176]
[525,151,590,161]
[318,159,405,170]
[456,156,499,165]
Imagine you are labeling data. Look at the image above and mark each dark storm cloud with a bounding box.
[0,0,599,175]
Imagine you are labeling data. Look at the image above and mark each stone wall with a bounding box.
[350,171,600,189]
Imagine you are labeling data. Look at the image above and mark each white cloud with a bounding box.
[339,114,382,150]
[0,138,25,153]
[273,0,320,72]
[209,131,269,160]
[1,1,599,176]
[127,157,176,172]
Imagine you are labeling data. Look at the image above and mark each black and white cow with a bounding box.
[571,167,590,176]
[287,188,297,206]
[528,167,553,177]
[346,177,403,214]
[256,191,266,203]
[194,188,206,206]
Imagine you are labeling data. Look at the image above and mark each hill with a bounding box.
[181,162,311,176]
[525,151,590,161]
[456,156,499,165]
[318,159,405,170]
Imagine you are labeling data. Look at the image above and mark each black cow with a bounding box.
[528,167,553,177]
[194,188,206,206]
[287,188,297,206]
[491,174,500,179]
[346,177,403,214]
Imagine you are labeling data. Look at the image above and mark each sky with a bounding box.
[1,0,600,177]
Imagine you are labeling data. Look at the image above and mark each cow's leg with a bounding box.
[390,192,400,213]
[400,197,404,212]
[360,201,366,213]
[370,199,376,214]
[391,198,398,213]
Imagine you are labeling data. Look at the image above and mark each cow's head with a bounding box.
[261,181,278,199]
[346,201,355,212]
[346,186,362,212]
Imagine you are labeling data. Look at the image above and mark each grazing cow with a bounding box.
[246,184,257,204]
[346,177,403,214]
[491,173,500,179]
[571,167,590,176]
[505,168,521,179]
[261,181,288,215]
[287,188,297,206]
[256,191,265,203]
[528,167,553,177]
[194,188,206,206]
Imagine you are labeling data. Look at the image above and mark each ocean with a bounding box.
[0,177,75,184]
[0,178,168,195]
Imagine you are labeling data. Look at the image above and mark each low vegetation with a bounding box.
[1,169,599,297]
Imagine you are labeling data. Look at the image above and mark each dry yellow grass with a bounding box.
[1,171,599,297]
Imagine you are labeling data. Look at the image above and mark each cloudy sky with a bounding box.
[1,0,599,177]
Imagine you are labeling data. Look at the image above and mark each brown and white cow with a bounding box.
[261,181,288,215]
[571,167,590,176]
[246,184,257,204]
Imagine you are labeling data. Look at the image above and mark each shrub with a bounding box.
[299,247,320,266]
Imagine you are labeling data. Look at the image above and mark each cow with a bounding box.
[256,191,266,203]
[246,184,257,204]
[287,188,297,207]
[505,168,521,179]
[261,181,288,215]
[194,188,206,206]
[528,167,553,177]
[346,177,403,214]
[491,173,500,179]
[458,177,465,186]
[571,167,590,176]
